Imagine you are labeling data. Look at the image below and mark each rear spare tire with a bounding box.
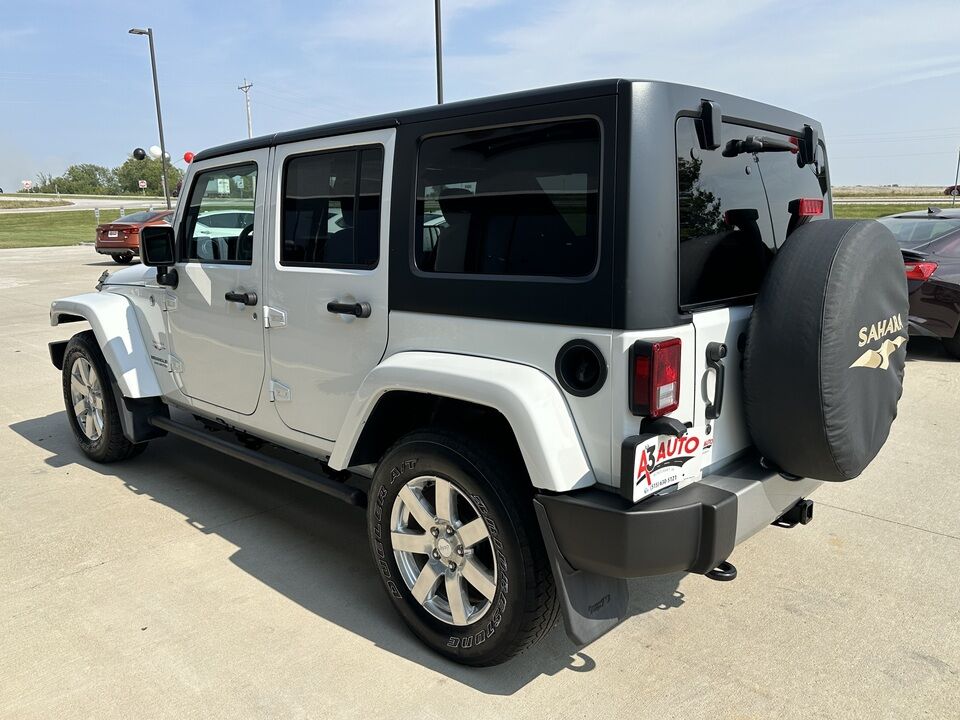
[743,220,908,481]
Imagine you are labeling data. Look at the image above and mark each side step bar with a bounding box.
[148,416,366,508]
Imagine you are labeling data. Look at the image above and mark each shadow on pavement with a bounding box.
[10,411,685,695]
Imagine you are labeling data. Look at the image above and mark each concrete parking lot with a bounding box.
[1,245,958,719]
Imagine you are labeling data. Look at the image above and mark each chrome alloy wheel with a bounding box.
[69,357,105,442]
[390,475,498,626]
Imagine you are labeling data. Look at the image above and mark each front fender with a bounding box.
[50,293,162,398]
[328,352,595,492]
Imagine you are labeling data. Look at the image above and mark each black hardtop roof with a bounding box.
[193,79,628,162]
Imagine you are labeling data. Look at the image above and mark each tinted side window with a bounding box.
[182,164,258,264]
[677,118,775,308]
[415,119,600,277]
[281,146,383,268]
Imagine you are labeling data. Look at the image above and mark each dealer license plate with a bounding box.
[107,230,119,238]
[629,427,710,503]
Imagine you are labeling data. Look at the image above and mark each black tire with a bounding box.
[61,331,147,463]
[113,253,133,264]
[368,430,558,666]
[943,327,960,360]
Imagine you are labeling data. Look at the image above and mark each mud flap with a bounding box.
[534,499,628,646]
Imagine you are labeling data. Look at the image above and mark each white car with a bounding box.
[49,80,908,666]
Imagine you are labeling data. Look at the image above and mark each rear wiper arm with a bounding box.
[722,135,796,157]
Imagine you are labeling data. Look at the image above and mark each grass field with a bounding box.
[832,203,952,219]
[0,199,70,210]
[0,209,148,249]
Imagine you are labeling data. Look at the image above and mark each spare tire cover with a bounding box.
[743,220,908,481]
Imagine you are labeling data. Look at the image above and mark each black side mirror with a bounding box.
[140,225,178,287]
[799,124,818,167]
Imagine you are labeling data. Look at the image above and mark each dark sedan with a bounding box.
[878,208,960,358]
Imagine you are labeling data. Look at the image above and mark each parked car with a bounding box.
[49,80,908,666]
[95,209,173,264]
[878,207,960,358]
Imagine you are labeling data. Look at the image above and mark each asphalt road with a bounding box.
[1,246,958,719]
[0,194,173,214]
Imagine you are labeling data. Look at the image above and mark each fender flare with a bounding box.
[328,351,596,493]
[50,293,163,399]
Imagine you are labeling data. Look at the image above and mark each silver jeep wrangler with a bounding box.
[49,79,908,666]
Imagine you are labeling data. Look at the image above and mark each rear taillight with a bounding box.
[629,338,681,417]
[789,198,824,217]
[905,261,937,281]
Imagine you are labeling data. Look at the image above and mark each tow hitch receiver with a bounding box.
[774,498,815,528]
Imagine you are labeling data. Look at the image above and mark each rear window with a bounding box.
[115,211,165,224]
[415,118,601,278]
[676,117,828,308]
[876,217,960,250]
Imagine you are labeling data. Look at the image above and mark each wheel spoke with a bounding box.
[445,573,470,625]
[461,557,496,601]
[398,485,436,530]
[81,361,93,386]
[391,531,433,555]
[433,478,458,525]
[71,374,86,396]
[73,398,86,416]
[409,561,443,604]
[84,413,95,438]
[90,394,103,410]
[457,518,489,549]
[92,411,104,435]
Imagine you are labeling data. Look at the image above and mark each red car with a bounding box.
[95,209,174,264]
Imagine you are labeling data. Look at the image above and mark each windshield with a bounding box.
[876,217,960,249]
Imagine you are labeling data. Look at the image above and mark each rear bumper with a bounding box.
[536,452,821,579]
[96,246,138,255]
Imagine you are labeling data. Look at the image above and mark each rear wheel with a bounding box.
[112,253,133,264]
[367,430,558,666]
[62,331,147,462]
[943,328,960,360]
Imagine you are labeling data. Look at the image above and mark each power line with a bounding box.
[238,78,254,139]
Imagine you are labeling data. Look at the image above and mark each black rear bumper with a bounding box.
[536,481,738,579]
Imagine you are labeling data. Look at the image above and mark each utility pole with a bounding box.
[434,0,443,104]
[239,79,254,139]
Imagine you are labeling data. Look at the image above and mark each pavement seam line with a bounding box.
[815,500,960,542]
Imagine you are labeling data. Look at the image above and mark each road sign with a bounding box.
[217,178,231,194]
[138,179,148,189]
[951,188,959,197]
[94,208,100,221]
[21,180,32,190]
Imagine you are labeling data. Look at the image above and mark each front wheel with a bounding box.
[61,331,147,462]
[368,430,558,666]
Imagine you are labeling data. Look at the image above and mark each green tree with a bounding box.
[677,155,723,239]
[114,156,182,195]
[35,163,118,194]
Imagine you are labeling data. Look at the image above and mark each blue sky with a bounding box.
[2,0,960,191]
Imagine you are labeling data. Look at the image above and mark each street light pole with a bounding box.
[434,0,443,104]
[129,27,171,209]
[953,147,960,207]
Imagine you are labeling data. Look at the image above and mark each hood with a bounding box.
[101,264,157,287]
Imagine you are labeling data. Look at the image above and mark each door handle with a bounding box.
[326,300,372,318]
[705,341,727,420]
[225,290,258,306]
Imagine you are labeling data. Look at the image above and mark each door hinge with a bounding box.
[269,379,292,402]
[264,306,287,328]
[169,353,184,374]
[162,293,178,311]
